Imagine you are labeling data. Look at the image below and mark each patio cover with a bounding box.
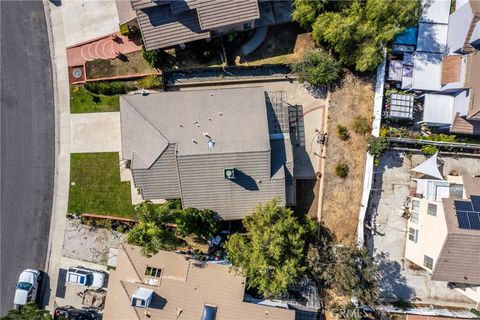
[422,91,469,126]
[411,152,444,180]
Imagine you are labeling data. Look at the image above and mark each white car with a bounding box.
[66,267,105,288]
[14,269,41,307]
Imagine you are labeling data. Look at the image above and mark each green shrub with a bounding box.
[137,75,162,89]
[84,81,134,95]
[337,125,350,140]
[367,136,390,157]
[335,163,349,178]
[292,50,342,86]
[116,225,124,233]
[421,145,438,155]
[143,48,175,69]
[120,23,129,36]
[351,116,370,135]
[421,133,456,143]
[176,208,219,242]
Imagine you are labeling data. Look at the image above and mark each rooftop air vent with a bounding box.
[224,168,235,179]
[131,288,153,308]
[208,139,215,149]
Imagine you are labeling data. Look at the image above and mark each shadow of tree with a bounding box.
[376,252,416,301]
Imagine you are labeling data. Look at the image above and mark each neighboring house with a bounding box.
[120,87,294,220]
[404,155,480,306]
[391,0,480,134]
[103,244,296,320]
[116,0,292,51]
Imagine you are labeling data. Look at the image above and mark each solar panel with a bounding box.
[454,200,473,212]
[457,211,471,229]
[471,196,480,212]
[467,211,480,230]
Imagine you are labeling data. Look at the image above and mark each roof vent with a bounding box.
[192,139,198,144]
[218,112,223,116]
[131,288,153,308]
[210,93,214,96]
[203,132,210,138]
[224,168,235,179]
[208,139,215,149]
[193,121,198,124]
[208,117,212,121]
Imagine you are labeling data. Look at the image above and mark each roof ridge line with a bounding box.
[122,95,170,144]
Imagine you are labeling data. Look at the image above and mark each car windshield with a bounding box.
[86,274,94,286]
[16,282,32,291]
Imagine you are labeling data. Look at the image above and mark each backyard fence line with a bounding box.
[86,71,162,83]
[81,213,137,223]
[357,52,386,247]
[388,137,480,151]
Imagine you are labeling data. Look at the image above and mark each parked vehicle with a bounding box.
[14,269,41,307]
[66,267,105,288]
[54,306,99,320]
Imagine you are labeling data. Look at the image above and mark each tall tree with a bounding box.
[1,303,52,320]
[294,0,421,71]
[308,243,379,306]
[225,199,315,298]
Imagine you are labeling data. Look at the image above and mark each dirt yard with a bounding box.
[321,73,374,244]
[241,23,315,65]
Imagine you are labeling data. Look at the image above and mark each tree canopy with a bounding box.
[293,0,421,72]
[176,207,219,242]
[292,50,341,86]
[225,199,315,298]
[1,304,52,320]
[308,241,379,307]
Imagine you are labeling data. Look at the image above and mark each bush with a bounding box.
[84,81,134,95]
[137,75,162,89]
[176,208,219,242]
[367,136,390,157]
[421,133,456,143]
[337,125,350,140]
[143,48,175,69]
[335,163,349,178]
[421,145,438,155]
[292,50,341,86]
[120,23,129,36]
[351,116,370,135]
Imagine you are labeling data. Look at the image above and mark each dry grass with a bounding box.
[321,73,374,244]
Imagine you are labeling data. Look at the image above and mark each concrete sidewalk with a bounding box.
[42,0,71,312]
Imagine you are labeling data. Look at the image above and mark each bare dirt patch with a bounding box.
[321,73,374,243]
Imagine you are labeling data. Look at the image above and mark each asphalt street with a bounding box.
[1,0,55,314]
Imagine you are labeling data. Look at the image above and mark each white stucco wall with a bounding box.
[404,197,448,271]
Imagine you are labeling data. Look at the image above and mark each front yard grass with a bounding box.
[68,152,135,218]
[85,51,157,79]
[70,85,119,113]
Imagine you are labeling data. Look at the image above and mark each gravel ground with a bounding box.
[62,219,125,265]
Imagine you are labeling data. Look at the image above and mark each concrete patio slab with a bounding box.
[60,0,120,47]
[368,150,479,308]
[70,112,121,153]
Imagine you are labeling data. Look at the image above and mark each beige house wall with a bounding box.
[454,286,480,304]
[404,197,448,271]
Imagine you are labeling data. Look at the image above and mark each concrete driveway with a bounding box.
[368,151,478,308]
[60,0,119,47]
[71,112,121,153]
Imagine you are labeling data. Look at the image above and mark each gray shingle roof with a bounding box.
[132,0,259,50]
[137,5,209,51]
[120,87,290,220]
[121,87,270,161]
[190,0,259,30]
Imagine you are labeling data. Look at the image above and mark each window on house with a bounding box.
[411,210,419,224]
[408,228,418,242]
[145,266,161,277]
[423,255,433,269]
[427,203,437,216]
[411,200,420,211]
[243,22,252,30]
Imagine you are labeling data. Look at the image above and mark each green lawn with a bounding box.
[70,85,119,113]
[68,152,135,218]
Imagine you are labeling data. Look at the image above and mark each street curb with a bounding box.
[42,0,59,276]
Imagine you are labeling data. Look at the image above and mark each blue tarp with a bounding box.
[393,26,418,46]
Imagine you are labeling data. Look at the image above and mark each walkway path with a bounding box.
[67,32,142,67]
[42,0,71,312]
